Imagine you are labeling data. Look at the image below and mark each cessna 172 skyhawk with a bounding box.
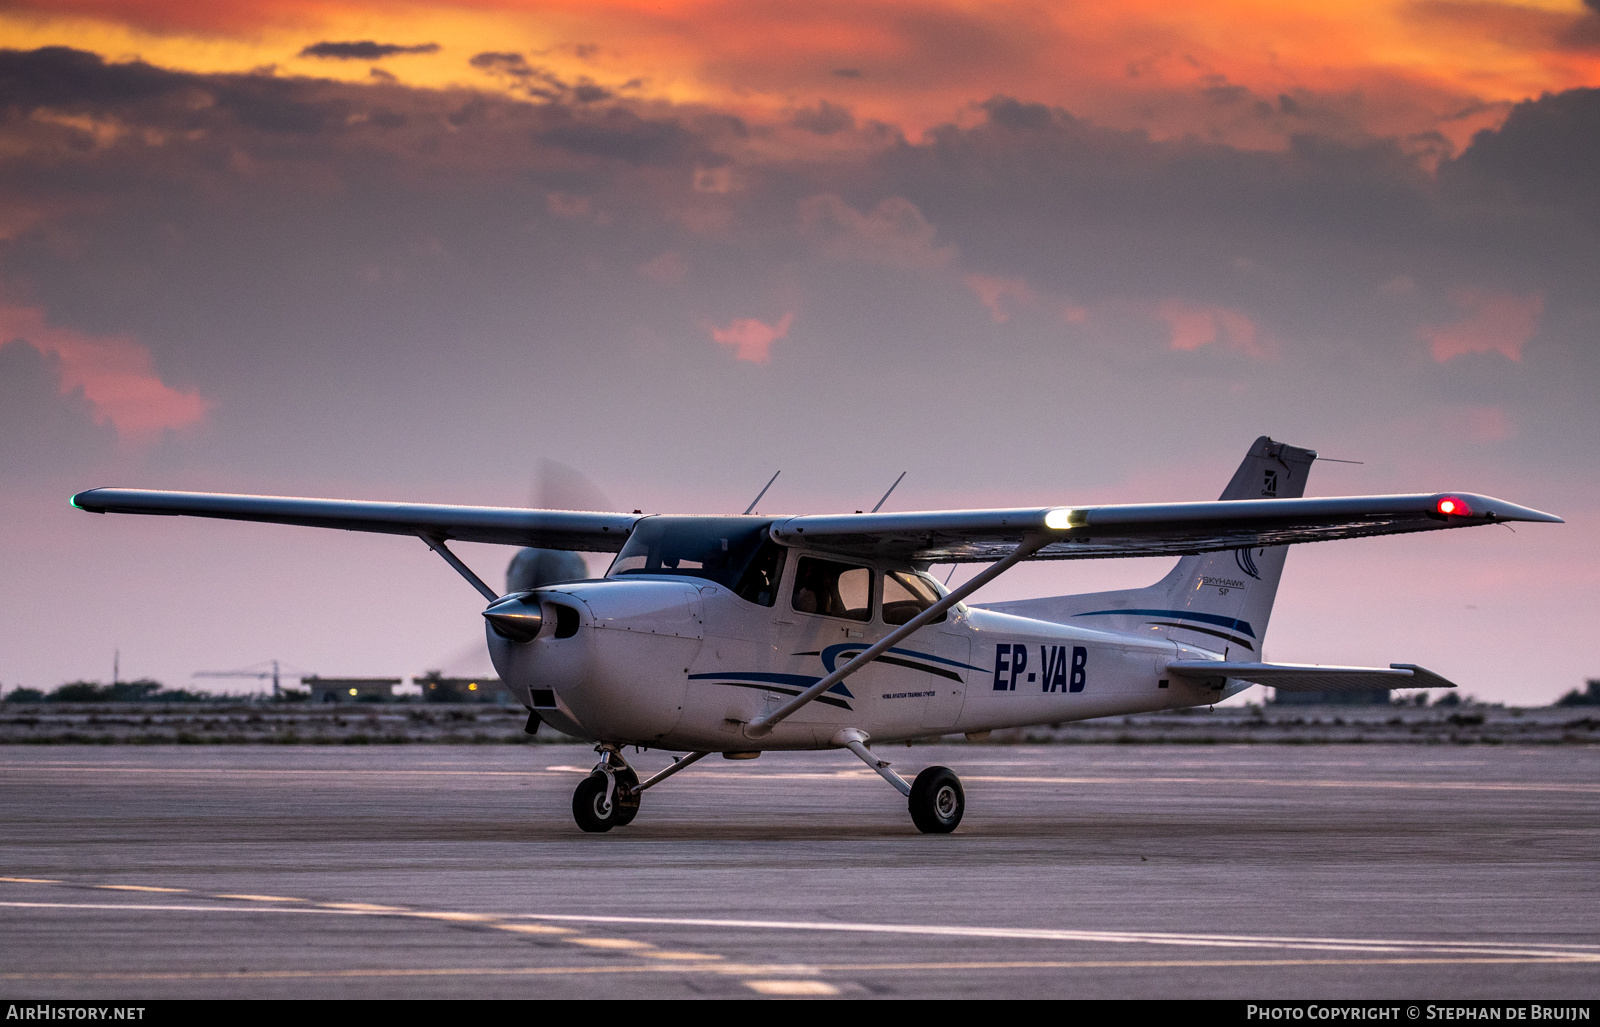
[72,437,1560,833]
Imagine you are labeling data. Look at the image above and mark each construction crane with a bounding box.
[192,660,302,699]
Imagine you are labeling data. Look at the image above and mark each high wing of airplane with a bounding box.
[71,437,1561,834]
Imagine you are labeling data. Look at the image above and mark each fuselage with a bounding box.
[489,540,1229,751]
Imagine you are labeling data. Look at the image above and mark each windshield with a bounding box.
[607,517,776,593]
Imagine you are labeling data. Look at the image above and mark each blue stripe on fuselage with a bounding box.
[686,671,853,699]
[1072,608,1258,639]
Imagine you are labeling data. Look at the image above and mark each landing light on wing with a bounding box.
[1044,508,1084,530]
[1437,496,1472,517]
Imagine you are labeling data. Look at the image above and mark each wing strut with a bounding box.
[746,534,1050,737]
[420,534,498,601]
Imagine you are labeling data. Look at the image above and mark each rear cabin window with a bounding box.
[791,557,872,621]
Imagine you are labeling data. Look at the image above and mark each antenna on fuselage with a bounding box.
[871,471,906,513]
[743,470,780,515]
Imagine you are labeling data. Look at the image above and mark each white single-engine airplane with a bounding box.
[72,437,1561,833]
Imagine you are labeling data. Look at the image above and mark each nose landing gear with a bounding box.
[570,745,713,832]
[572,745,640,833]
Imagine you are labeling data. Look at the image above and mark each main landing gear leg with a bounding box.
[834,728,965,834]
[572,744,640,833]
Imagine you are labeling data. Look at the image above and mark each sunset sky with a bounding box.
[2,0,1597,702]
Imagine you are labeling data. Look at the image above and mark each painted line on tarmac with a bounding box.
[0,901,397,915]
[0,955,1593,984]
[5,898,1596,963]
[0,765,555,778]
[962,775,1600,794]
[509,913,1600,961]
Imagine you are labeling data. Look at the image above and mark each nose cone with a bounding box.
[484,592,543,643]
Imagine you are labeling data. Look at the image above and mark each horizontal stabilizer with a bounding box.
[1166,661,1457,693]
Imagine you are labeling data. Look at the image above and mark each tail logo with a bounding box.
[1234,547,1262,580]
[1262,469,1278,497]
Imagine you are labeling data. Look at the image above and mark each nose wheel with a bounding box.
[572,747,640,833]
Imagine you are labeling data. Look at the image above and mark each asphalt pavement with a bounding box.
[2,744,1597,999]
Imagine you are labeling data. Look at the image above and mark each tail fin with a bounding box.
[979,436,1318,657]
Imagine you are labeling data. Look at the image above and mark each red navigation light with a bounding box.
[1437,496,1472,517]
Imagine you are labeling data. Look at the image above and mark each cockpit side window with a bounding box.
[733,540,786,608]
[790,556,872,622]
[881,570,947,625]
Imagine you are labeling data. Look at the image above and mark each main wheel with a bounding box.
[908,766,964,834]
[572,771,639,832]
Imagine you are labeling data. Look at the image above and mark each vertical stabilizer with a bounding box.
[978,437,1318,657]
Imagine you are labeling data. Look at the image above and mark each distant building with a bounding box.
[1271,688,1392,706]
[303,676,401,703]
[416,671,508,704]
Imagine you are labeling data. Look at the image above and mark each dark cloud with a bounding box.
[0,47,346,137]
[299,41,440,60]
[832,68,862,79]
[791,100,854,135]
[0,47,188,112]
[535,106,696,166]
[470,51,529,73]
[470,51,611,104]
[1447,88,1600,206]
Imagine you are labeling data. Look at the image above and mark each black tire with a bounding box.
[908,766,964,834]
[572,773,621,833]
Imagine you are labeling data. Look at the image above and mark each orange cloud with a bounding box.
[1419,287,1544,362]
[5,0,1597,155]
[0,301,211,440]
[710,311,794,363]
[1157,299,1272,359]
[964,274,1031,323]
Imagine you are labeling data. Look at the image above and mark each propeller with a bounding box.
[504,459,614,593]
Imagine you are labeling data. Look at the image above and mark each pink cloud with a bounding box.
[1156,299,1272,359]
[710,311,794,363]
[639,250,688,284]
[964,274,1032,323]
[0,301,211,440]
[1419,288,1543,363]
[545,192,591,218]
[1443,404,1513,442]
